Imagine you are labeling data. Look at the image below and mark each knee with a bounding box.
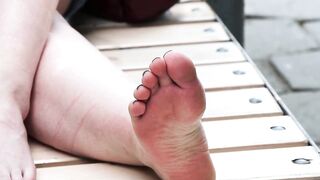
[84,0,178,23]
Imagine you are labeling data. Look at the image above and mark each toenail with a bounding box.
[136,84,144,90]
[143,70,150,76]
[132,100,139,105]
[163,50,173,58]
[152,57,161,63]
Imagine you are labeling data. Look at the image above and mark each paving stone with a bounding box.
[281,92,320,145]
[245,19,318,60]
[271,51,320,90]
[245,0,320,20]
[254,60,290,94]
[304,21,320,44]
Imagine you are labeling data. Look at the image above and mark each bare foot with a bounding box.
[129,51,215,180]
[0,106,35,180]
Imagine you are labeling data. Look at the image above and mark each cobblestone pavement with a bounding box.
[244,0,320,146]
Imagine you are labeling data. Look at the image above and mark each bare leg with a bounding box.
[27,15,140,164]
[0,1,69,179]
[27,15,215,179]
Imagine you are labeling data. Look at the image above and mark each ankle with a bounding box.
[0,93,29,120]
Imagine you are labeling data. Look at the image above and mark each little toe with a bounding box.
[142,70,158,90]
[149,57,172,87]
[128,100,146,119]
[164,51,198,88]
[10,169,23,180]
[22,166,36,180]
[134,85,151,101]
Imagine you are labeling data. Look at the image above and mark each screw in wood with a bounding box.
[216,47,229,53]
[292,158,312,165]
[191,7,200,12]
[249,98,262,104]
[233,70,246,75]
[270,126,286,131]
[204,28,215,33]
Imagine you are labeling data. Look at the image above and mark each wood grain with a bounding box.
[36,147,320,180]
[124,62,264,91]
[204,88,283,120]
[37,163,159,180]
[103,42,246,70]
[213,146,320,180]
[83,22,229,50]
[203,116,307,152]
[30,139,88,168]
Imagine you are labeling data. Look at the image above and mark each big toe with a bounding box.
[164,51,198,88]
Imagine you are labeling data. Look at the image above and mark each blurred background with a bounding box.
[243,0,320,147]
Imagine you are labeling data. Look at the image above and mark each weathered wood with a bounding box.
[30,139,87,168]
[204,116,307,152]
[31,116,306,167]
[83,22,229,50]
[103,42,246,70]
[31,115,305,166]
[36,147,320,180]
[37,163,159,180]
[204,88,283,120]
[124,62,264,91]
[214,146,320,179]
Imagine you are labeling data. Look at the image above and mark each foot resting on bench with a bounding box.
[129,51,215,180]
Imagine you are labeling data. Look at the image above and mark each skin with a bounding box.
[1,0,215,179]
[0,0,60,179]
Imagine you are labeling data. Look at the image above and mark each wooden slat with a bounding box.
[30,139,87,168]
[37,163,159,180]
[125,62,264,91]
[31,116,306,167]
[204,88,283,120]
[157,2,216,24]
[76,2,215,29]
[83,22,230,50]
[203,116,307,152]
[103,42,246,70]
[36,147,320,180]
[213,146,320,180]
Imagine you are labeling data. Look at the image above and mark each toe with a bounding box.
[129,100,146,118]
[164,51,198,88]
[149,57,172,86]
[22,166,36,180]
[134,85,151,101]
[10,169,23,180]
[142,70,158,90]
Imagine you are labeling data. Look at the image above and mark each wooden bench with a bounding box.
[31,1,320,179]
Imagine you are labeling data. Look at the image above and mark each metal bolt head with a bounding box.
[191,7,200,12]
[292,158,312,165]
[216,47,229,53]
[270,126,286,131]
[249,98,262,104]
[204,28,215,33]
[233,70,246,75]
